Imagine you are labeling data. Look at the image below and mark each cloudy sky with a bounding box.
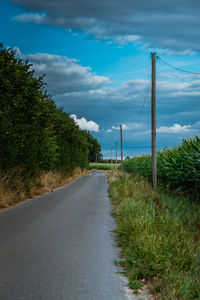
[1,0,200,158]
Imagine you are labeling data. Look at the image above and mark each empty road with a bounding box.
[0,172,133,300]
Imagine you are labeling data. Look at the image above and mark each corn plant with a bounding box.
[124,136,200,199]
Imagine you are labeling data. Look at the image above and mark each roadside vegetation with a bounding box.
[0,167,89,209]
[124,136,200,200]
[108,170,200,299]
[0,45,101,208]
[89,162,120,170]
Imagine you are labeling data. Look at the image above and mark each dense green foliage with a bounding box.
[0,45,101,172]
[108,171,200,299]
[83,131,102,162]
[124,136,200,199]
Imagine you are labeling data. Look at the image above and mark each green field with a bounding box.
[89,162,120,170]
[124,136,200,199]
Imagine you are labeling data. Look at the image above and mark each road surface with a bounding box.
[0,172,134,300]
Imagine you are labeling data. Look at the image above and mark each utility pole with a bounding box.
[120,124,123,171]
[111,149,113,170]
[151,52,157,188]
[115,142,118,168]
[96,153,97,168]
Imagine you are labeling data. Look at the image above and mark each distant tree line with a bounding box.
[0,44,102,173]
[99,159,121,164]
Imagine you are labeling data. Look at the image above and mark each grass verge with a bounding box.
[107,170,200,299]
[0,167,88,209]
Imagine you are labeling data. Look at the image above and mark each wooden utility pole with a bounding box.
[151,52,157,188]
[96,153,97,168]
[115,142,118,168]
[111,149,113,170]
[120,125,123,171]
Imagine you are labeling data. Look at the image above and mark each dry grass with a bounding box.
[0,167,88,209]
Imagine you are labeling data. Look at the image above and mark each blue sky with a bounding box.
[1,0,200,158]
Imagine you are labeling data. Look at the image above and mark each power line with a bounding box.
[136,80,151,124]
[157,56,200,75]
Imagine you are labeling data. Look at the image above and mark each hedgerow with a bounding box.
[0,44,101,173]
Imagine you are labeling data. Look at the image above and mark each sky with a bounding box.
[1,0,200,158]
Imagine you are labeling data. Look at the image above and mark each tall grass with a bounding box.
[124,136,200,199]
[0,167,87,209]
[108,171,200,299]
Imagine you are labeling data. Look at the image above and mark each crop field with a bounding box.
[124,136,200,199]
[89,163,120,170]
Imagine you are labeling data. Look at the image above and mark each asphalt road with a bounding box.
[0,172,134,300]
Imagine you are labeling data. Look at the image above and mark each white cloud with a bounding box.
[108,34,141,45]
[105,122,147,135]
[12,0,200,52]
[157,123,191,133]
[157,81,190,92]
[155,79,200,98]
[71,114,99,132]
[112,124,130,130]
[12,49,200,107]
[14,48,110,96]
[170,91,200,97]
[13,13,46,24]
[192,121,200,128]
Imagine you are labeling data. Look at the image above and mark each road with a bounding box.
[0,172,134,300]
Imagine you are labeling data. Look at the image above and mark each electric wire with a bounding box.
[157,56,200,75]
[136,80,151,125]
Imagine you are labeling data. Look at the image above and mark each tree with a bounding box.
[83,131,102,162]
[0,45,101,172]
[0,45,57,171]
